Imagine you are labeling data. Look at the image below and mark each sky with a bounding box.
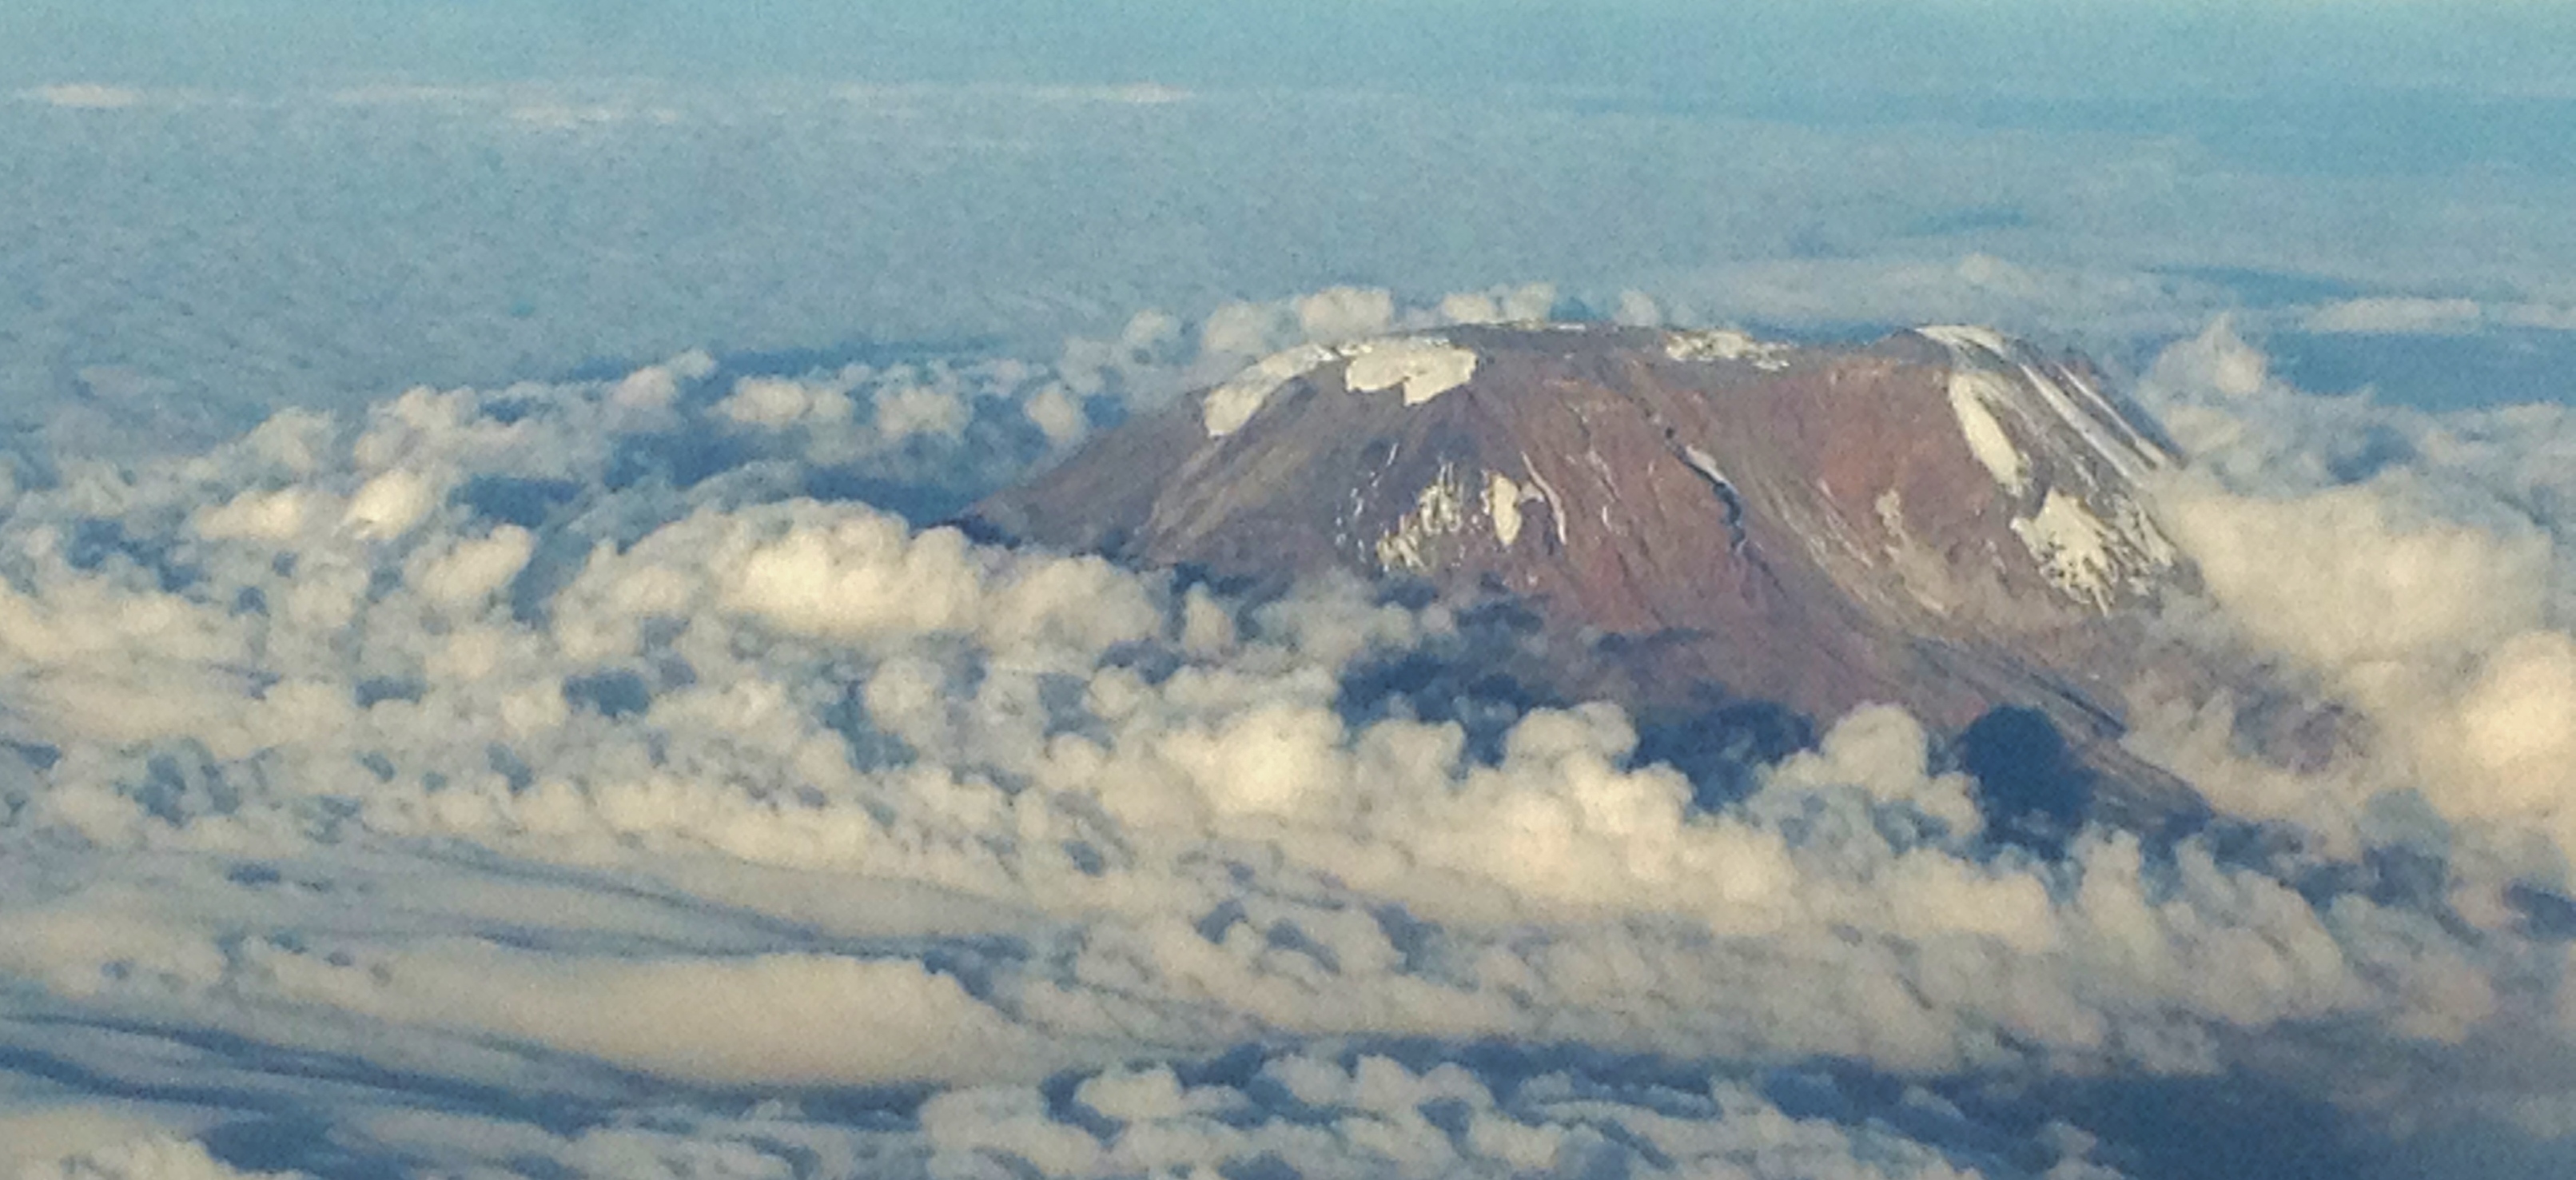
[9,1,2576,98]
[3,3,2576,1179]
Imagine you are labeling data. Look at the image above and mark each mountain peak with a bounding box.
[969,321,2228,827]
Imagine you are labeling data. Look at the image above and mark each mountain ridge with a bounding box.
[966,321,2297,835]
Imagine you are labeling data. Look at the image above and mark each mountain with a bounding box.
[966,322,2286,836]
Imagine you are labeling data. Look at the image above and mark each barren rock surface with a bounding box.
[970,323,2283,831]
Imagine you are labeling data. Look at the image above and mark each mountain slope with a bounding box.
[969,322,2244,828]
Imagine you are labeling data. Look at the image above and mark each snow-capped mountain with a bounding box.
[969,323,2267,829]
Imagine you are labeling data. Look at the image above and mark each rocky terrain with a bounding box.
[969,322,2300,835]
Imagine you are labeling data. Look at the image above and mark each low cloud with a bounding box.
[18,84,148,110]
[253,939,1052,1086]
[14,1136,297,1180]
[2305,297,2487,336]
[0,297,2570,1174]
[2134,313,2576,903]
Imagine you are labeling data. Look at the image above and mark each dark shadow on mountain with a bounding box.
[804,466,982,528]
[1631,696,1818,811]
[1954,706,2093,857]
[942,510,1022,549]
[1336,651,1567,767]
[1329,592,1577,763]
[2184,813,2315,875]
[1332,601,1829,806]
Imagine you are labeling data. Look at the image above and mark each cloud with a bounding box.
[2158,478,2550,672]
[6,20,2576,1168]
[505,102,681,131]
[0,298,2572,1174]
[0,1047,2141,1180]
[1028,83,1192,106]
[2132,314,2576,890]
[15,73,2576,453]
[248,939,1051,1086]
[2305,297,2487,335]
[18,84,147,110]
[0,1113,233,1175]
[14,1136,297,1180]
[910,1051,2068,1180]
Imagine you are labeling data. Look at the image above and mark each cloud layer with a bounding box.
[8,75,2574,458]
[1,38,2574,1175]
[0,291,2569,1176]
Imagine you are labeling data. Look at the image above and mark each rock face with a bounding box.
[969,322,2230,827]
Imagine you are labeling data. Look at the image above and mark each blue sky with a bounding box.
[10,0,2575,98]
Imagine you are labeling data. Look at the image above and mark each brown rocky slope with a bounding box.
[967,322,2307,835]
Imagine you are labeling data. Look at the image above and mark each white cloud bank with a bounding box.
[0,300,2569,1175]
[2127,318,2576,867]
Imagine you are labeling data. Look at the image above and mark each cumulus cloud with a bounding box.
[2132,314,2576,911]
[249,939,1050,1086]
[911,1051,2071,1180]
[2160,479,2549,672]
[11,48,2576,1174]
[14,1136,297,1180]
[0,297,2572,1175]
[0,1114,231,1175]
[1,1048,2137,1180]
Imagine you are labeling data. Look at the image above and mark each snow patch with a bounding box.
[1914,325,2184,610]
[1203,343,1339,437]
[1917,325,2174,492]
[2009,489,2178,612]
[1485,473,1527,548]
[2010,492,2120,609]
[1873,489,1953,616]
[1204,335,1479,437]
[1679,444,1733,489]
[1945,370,2032,495]
[1519,452,1571,548]
[1375,463,1471,574]
[1663,329,1793,371]
[1916,324,2017,357]
[1344,337,1480,406]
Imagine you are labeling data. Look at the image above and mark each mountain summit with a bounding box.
[969,322,2237,830]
